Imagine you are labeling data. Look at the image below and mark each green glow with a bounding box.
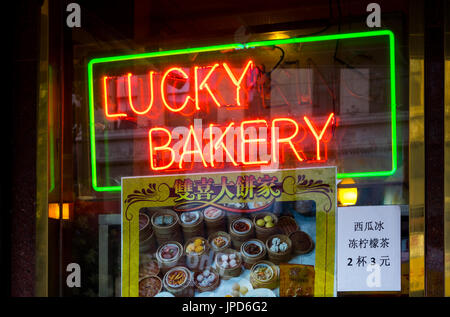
[337,30,397,179]
[88,30,397,192]
[244,30,394,48]
[88,43,244,192]
[88,43,244,66]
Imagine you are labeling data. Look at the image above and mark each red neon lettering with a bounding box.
[209,124,214,167]
[222,60,253,106]
[240,119,269,165]
[127,72,154,115]
[161,67,194,112]
[103,76,127,118]
[194,67,200,110]
[209,123,238,167]
[195,64,221,109]
[271,118,305,163]
[303,113,335,161]
[179,125,208,169]
[148,128,175,171]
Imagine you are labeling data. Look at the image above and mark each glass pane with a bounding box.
[44,0,414,297]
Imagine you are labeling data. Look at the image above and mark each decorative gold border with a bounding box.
[444,0,450,296]
[121,167,337,297]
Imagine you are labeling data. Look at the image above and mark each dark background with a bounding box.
[2,0,447,297]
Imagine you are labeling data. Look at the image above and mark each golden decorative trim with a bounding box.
[35,0,49,297]
[408,0,425,297]
[444,0,450,296]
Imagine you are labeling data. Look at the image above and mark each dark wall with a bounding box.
[424,0,446,297]
[3,0,448,298]
[8,0,43,297]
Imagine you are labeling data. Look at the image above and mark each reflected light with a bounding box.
[48,203,70,220]
[268,32,290,40]
[338,178,358,206]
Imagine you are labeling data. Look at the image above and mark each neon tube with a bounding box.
[88,30,397,192]
[127,72,154,115]
[161,68,193,112]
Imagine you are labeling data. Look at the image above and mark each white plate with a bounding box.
[241,240,264,258]
[154,291,174,297]
[180,211,200,224]
[234,277,253,293]
[244,288,276,297]
[196,277,253,297]
[196,291,216,297]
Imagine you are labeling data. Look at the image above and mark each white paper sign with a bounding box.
[337,205,401,292]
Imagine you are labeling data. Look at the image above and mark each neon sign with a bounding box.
[146,114,334,171]
[88,30,397,192]
[103,60,255,116]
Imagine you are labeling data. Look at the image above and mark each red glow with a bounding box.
[101,63,336,171]
[127,72,154,115]
[209,124,214,167]
[222,61,253,106]
[148,128,176,171]
[303,113,335,161]
[103,76,127,118]
[143,115,334,171]
[271,118,305,163]
[210,122,238,167]
[195,64,221,109]
[102,61,256,117]
[179,125,208,169]
[161,67,194,112]
[194,66,200,110]
[240,119,269,165]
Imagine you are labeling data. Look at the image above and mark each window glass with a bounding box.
[48,0,412,296]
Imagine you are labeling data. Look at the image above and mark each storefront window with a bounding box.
[36,0,428,298]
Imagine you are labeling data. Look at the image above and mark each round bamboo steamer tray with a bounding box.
[277,216,299,236]
[229,218,255,250]
[193,268,220,292]
[252,212,279,243]
[265,234,293,264]
[138,275,163,297]
[180,211,205,242]
[139,213,153,240]
[289,230,314,255]
[222,202,246,224]
[226,211,243,226]
[214,249,242,280]
[184,236,211,272]
[203,207,226,236]
[156,230,183,245]
[139,259,160,279]
[208,231,232,254]
[156,241,185,275]
[139,213,157,253]
[249,260,279,290]
[162,266,195,297]
[139,231,157,254]
[151,209,183,245]
[240,239,267,269]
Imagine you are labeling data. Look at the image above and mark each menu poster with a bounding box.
[121,167,337,297]
[337,205,401,292]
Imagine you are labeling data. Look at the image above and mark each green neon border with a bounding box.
[88,30,397,192]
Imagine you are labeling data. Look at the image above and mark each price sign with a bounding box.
[337,205,401,292]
